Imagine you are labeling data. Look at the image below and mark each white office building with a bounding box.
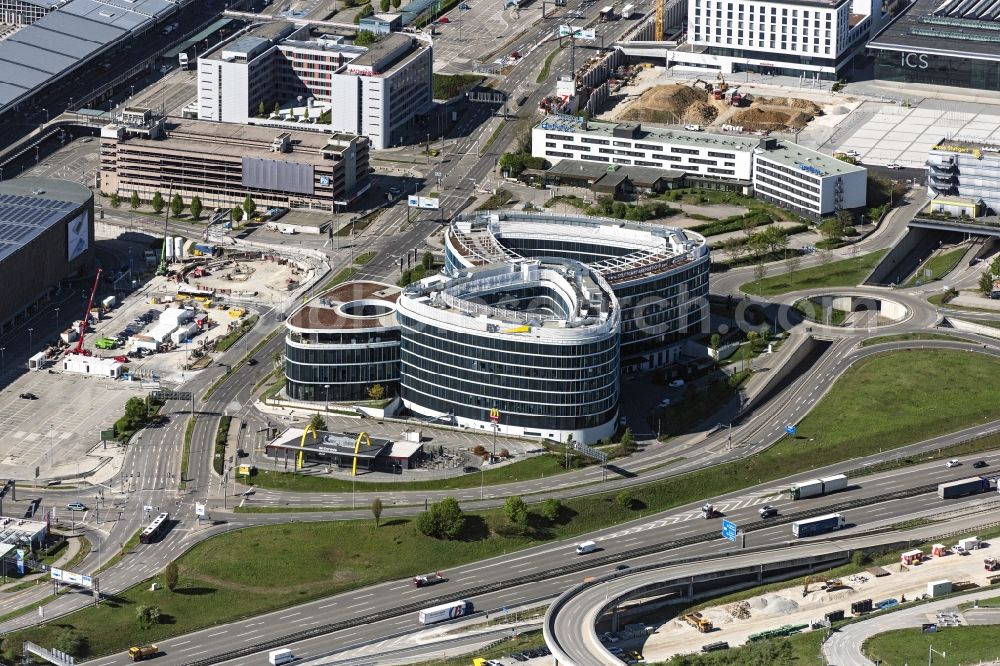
[632,0,889,80]
[197,23,433,150]
[927,138,1000,214]
[532,118,866,218]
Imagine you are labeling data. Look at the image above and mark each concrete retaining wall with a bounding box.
[946,317,1000,340]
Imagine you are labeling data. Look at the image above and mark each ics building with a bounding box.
[0,178,94,334]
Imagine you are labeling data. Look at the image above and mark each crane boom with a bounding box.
[74,268,103,355]
[656,0,664,40]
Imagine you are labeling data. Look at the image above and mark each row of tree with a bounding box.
[109,191,259,222]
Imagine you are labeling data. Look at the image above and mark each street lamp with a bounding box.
[54,307,60,332]
[28,328,33,351]
[928,646,946,666]
[1,347,6,376]
[324,384,330,413]
[42,108,48,123]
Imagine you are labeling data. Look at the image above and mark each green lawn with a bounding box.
[863,626,1000,666]
[906,245,967,285]
[536,45,561,83]
[6,350,1000,661]
[740,250,887,296]
[249,452,592,493]
[662,630,823,664]
[860,332,967,347]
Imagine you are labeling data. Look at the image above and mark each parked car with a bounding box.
[683,124,703,131]
[19,392,37,400]
[66,502,87,511]
[668,379,685,388]
[438,16,450,22]
[658,398,671,408]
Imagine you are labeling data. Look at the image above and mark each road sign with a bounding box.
[100,429,115,441]
[489,408,500,424]
[721,519,737,542]
[151,391,192,402]
[195,502,206,517]
[238,464,251,476]
[785,424,796,436]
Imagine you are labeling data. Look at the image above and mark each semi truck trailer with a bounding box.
[938,476,991,499]
[788,474,848,500]
[792,513,845,537]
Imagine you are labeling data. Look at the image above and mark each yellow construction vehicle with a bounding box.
[715,72,729,92]
[683,612,713,633]
[803,575,819,597]
[128,645,158,661]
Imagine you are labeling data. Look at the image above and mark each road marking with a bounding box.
[206,630,228,637]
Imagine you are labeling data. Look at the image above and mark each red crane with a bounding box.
[73,268,103,356]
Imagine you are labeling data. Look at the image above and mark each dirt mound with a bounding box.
[748,594,800,616]
[729,106,812,131]
[621,84,719,125]
[753,96,822,114]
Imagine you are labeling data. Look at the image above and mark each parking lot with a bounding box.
[0,370,143,482]
[430,2,548,75]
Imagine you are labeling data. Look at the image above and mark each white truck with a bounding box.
[621,3,634,17]
[788,474,848,500]
[268,649,295,665]
[418,600,473,624]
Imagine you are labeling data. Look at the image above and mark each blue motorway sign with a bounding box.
[785,424,797,436]
[721,519,737,542]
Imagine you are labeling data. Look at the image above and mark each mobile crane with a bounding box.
[70,267,103,356]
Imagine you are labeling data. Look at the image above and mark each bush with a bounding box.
[416,497,465,539]
[164,561,178,591]
[356,29,378,46]
[109,192,120,208]
[53,628,86,656]
[504,496,529,524]
[616,490,634,510]
[309,413,326,432]
[540,498,562,522]
[135,605,161,629]
[151,191,165,214]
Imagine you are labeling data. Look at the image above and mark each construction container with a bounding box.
[901,549,923,566]
[28,351,46,370]
[959,537,980,551]
[824,609,844,623]
[927,580,952,598]
[63,356,123,378]
[170,322,199,344]
[931,544,947,557]
[851,599,873,615]
[60,329,79,344]
[101,295,116,310]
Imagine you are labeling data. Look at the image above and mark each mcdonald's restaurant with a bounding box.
[264,428,424,473]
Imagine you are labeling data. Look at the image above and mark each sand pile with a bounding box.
[729,106,812,131]
[753,96,822,114]
[621,84,719,125]
[748,594,800,616]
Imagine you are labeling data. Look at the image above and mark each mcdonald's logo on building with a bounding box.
[489,408,500,424]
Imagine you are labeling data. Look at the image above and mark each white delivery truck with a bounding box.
[576,540,598,554]
[268,648,295,665]
[621,3,634,17]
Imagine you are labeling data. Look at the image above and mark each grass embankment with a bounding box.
[250,452,587,492]
[6,350,1000,660]
[792,298,849,326]
[536,45,561,83]
[214,314,259,352]
[906,245,967,285]
[664,630,823,665]
[432,73,483,100]
[179,417,194,490]
[334,208,382,237]
[212,416,232,475]
[740,250,888,296]
[860,332,967,347]
[864,626,1000,666]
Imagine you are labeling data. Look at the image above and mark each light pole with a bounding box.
[928,645,946,666]
[1,347,5,376]
[54,308,60,333]
[43,108,48,123]
[28,328,33,351]
[324,384,330,413]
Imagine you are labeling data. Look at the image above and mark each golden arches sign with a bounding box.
[297,423,318,470]
[352,431,371,476]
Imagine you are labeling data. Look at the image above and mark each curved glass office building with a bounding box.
[444,211,710,372]
[284,281,401,402]
[397,260,621,444]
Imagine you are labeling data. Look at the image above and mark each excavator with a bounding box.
[803,576,843,596]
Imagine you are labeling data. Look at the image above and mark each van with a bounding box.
[576,540,598,555]
[269,648,295,665]
[279,226,296,235]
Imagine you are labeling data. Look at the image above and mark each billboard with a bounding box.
[242,157,314,196]
[407,195,440,210]
[558,25,596,39]
[51,567,93,588]
[67,210,89,262]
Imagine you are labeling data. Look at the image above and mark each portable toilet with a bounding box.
[931,544,947,557]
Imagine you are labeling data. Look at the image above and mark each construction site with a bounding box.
[642,535,1000,661]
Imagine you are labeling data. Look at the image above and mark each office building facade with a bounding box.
[927,139,1000,213]
[532,117,866,218]
[99,111,370,210]
[197,23,433,149]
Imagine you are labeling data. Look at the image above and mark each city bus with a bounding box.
[139,512,170,544]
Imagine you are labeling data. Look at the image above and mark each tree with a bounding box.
[380,0,390,9]
[243,194,257,218]
[151,191,165,214]
[164,561,178,591]
[785,251,801,276]
[619,427,635,453]
[371,497,383,528]
[980,270,994,294]
[416,497,465,539]
[53,628,85,656]
[170,193,184,218]
[819,217,844,241]
[130,191,140,210]
[616,489,634,510]
[273,101,281,116]
[109,192,120,208]
[189,195,203,220]
[135,605,161,629]
[356,29,379,47]
[753,262,767,286]
[232,206,244,223]
[709,333,721,353]
[123,396,147,430]
[391,0,401,7]
[504,496,529,525]
[540,498,562,522]
[422,251,435,271]
[272,350,282,369]
[303,106,310,120]
[309,413,327,431]
[367,383,386,400]
[258,100,266,117]
[353,4,374,22]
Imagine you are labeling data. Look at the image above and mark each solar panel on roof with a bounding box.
[0,193,78,264]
